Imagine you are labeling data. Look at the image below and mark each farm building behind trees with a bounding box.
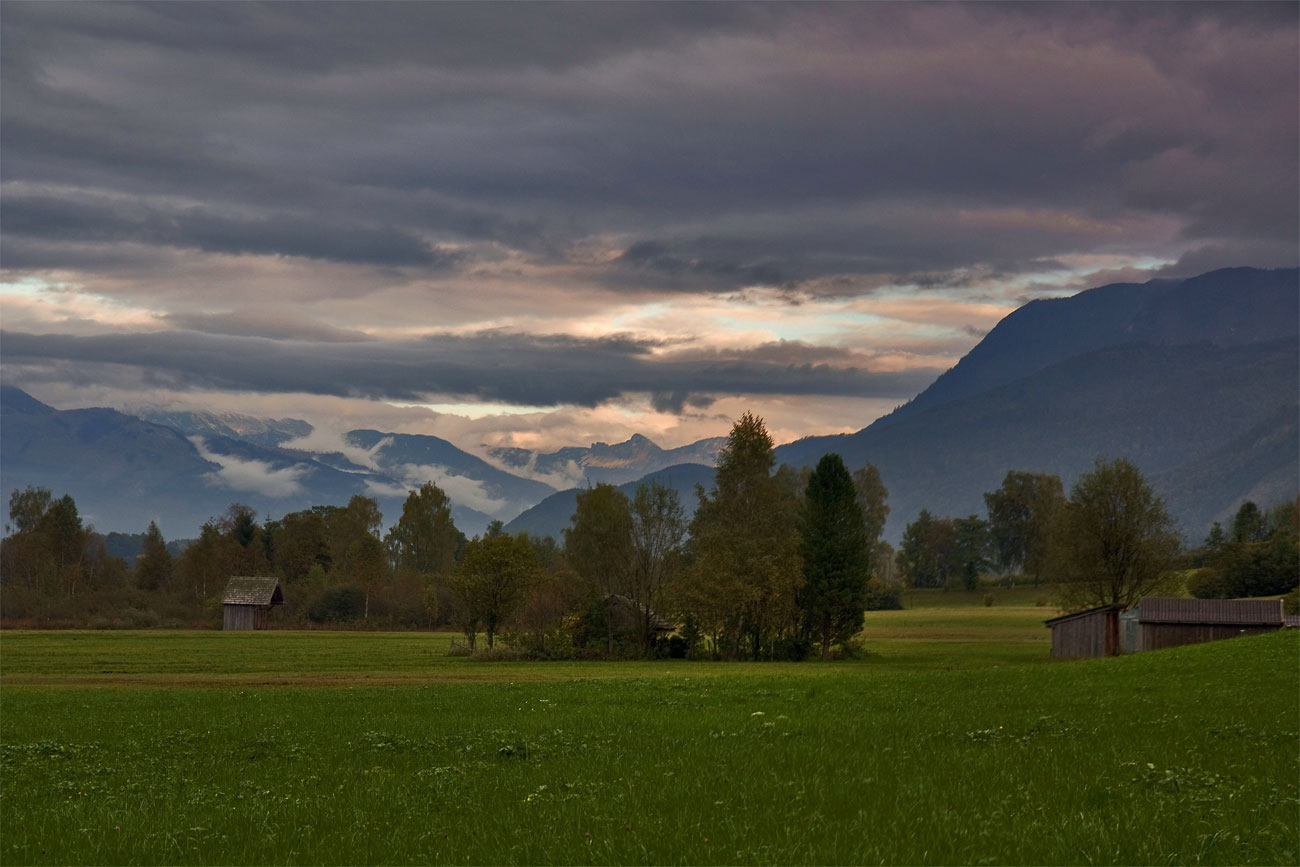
[1047,597,1285,658]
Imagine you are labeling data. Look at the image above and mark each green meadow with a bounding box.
[1,601,1296,865]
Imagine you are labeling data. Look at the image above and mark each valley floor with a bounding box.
[1,602,1296,865]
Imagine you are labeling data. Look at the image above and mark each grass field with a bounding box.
[1,602,1296,865]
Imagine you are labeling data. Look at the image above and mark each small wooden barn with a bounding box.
[221,576,284,631]
[605,594,674,640]
[1045,604,1123,659]
[1046,597,1286,658]
[1137,597,1283,651]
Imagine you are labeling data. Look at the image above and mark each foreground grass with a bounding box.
[1,629,1296,865]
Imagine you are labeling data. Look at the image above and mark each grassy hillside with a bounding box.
[2,626,1295,865]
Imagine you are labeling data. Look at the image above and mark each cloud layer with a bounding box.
[2,2,1295,447]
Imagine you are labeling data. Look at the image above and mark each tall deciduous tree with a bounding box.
[1047,458,1181,610]
[983,471,1065,577]
[799,453,871,658]
[449,533,538,649]
[684,412,801,660]
[852,464,890,551]
[629,480,686,655]
[344,534,388,621]
[564,483,635,654]
[385,482,461,579]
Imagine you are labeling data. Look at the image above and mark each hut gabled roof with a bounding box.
[1138,597,1282,626]
[222,576,284,606]
[606,594,674,632]
[1043,604,1122,627]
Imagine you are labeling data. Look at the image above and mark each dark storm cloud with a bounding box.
[1,192,459,267]
[0,329,938,408]
[2,1,1295,293]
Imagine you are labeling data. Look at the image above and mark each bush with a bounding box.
[306,585,366,623]
[770,635,812,661]
[982,593,994,607]
[467,646,527,662]
[1282,588,1299,616]
[865,576,903,610]
[829,637,870,660]
[1186,567,1231,599]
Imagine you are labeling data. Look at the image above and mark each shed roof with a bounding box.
[1044,604,1122,627]
[1138,597,1282,626]
[606,594,673,631]
[221,576,284,606]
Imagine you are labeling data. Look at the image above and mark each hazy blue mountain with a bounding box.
[0,387,494,538]
[136,408,313,448]
[345,429,557,522]
[776,338,1298,543]
[503,463,716,541]
[489,433,726,487]
[881,267,1297,426]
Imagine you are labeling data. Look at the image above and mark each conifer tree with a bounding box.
[799,453,870,658]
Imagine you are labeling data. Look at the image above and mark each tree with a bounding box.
[852,464,890,550]
[629,480,686,655]
[135,521,173,591]
[983,471,1065,578]
[1047,458,1181,610]
[272,509,331,583]
[953,515,991,591]
[1230,501,1266,543]
[682,413,802,660]
[7,486,52,535]
[344,534,388,621]
[895,511,988,590]
[896,510,948,588]
[448,533,538,649]
[799,453,871,658]
[323,496,383,569]
[177,520,241,600]
[385,482,461,579]
[564,483,635,655]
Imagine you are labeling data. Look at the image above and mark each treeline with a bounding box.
[3,411,1296,641]
[0,413,895,658]
[895,457,1298,612]
[1186,500,1299,600]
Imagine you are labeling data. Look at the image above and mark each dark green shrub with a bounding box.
[771,635,812,661]
[865,576,903,610]
[306,585,366,623]
[1186,567,1232,599]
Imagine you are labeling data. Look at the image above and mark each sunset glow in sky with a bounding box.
[2,2,1296,454]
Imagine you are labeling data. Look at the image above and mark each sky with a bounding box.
[2,1,1297,459]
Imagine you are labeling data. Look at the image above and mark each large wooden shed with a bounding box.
[1045,604,1123,658]
[1137,597,1283,651]
[221,576,284,630]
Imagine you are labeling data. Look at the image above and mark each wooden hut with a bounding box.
[605,594,674,641]
[1137,597,1283,651]
[1045,604,1122,658]
[221,576,284,630]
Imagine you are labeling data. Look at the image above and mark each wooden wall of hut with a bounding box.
[1141,623,1279,651]
[1048,606,1120,659]
[222,604,271,631]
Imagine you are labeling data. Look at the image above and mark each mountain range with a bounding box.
[0,388,723,540]
[2,266,1295,548]
[489,434,726,488]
